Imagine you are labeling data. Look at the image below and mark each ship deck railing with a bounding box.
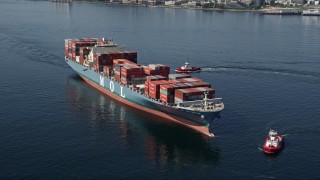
[176,98,224,112]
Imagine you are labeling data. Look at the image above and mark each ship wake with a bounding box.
[201,66,320,79]
[0,32,68,69]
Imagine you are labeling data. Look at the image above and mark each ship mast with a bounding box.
[204,90,208,110]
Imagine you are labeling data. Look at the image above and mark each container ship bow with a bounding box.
[64,38,224,137]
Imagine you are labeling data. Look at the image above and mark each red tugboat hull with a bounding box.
[263,135,284,154]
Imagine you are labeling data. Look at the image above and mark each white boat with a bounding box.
[302,9,320,16]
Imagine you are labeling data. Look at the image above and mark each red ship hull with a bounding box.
[263,136,284,154]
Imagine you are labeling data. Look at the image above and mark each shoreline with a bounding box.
[104,3,320,14]
[54,1,320,14]
[104,2,262,13]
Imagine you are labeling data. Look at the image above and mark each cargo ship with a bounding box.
[64,38,224,137]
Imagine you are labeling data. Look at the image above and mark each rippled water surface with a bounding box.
[0,0,320,178]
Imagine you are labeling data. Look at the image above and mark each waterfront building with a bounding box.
[122,0,130,3]
[291,0,306,4]
[274,0,306,4]
[137,0,148,4]
[165,0,176,5]
[181,1,198,6]
[147,0,164,5]
[306,0,319,4]
[109,0,122,3]
[239,0,254,5]
[252,0,265,6]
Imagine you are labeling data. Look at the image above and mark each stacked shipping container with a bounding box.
[144,75,167,96]
[148,80,172,99]
[168,73,191,80]
[120,64,146,85]
[174,87,215,104]
[114,64,122,82]
[66,38,217,105]
[65,39,138,66]
[93,53,113,72]
[159,84,180,104]
[159,82,211,104]
[144,64,170,77]
[175,78,202,83]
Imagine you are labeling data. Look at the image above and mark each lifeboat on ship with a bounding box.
[263,129,284,154]
[175,62,201,73]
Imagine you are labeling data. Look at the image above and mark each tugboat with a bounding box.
[175,62,201,73]
[263,129,284,154]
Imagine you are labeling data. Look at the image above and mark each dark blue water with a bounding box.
[1,0,320,178]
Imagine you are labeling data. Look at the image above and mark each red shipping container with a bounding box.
[160,94,174,104]
[148,86,155,92]
[121,73,145,79]
[144,67,156,76]
[113,59,125,65]
[123,51,137,63]
[121,65,145,79]
[149,90,157,99]
[109,52,123,60]
[121,65,143,73]
[160,84,178,91]
[175,87,215,101]
[144,87,149,96]
[157,64,170,71]
[113,59,135,65]
[94,53,113,66]
[168,79,180,84]
[148,80,172,99]
[175,83,192,89]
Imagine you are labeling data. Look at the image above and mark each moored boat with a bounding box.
[302,9,320,16]
[262,8,302,15]
[175,62,201,73]
[263,129,284,154]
